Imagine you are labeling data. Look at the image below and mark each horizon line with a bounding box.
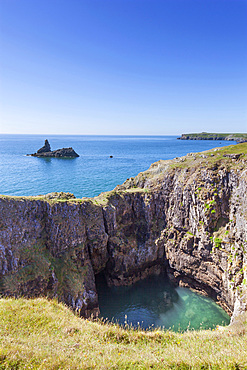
[1,132,246,137]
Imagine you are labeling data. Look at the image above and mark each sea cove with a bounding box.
[96,274,230,331]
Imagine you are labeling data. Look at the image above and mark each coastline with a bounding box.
[178,132,247,143]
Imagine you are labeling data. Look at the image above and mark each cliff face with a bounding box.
[1,144,247,321]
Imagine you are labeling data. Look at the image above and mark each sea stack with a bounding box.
[29,140,79,158]
[37,139,51,153]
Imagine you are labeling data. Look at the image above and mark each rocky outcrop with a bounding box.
[1,143,247,322]
[29,140,79,157]
[178,133,247,143]
[37,139,51,153]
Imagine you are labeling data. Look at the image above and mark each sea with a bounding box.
[0,134,236,198]
[0,134,234,330]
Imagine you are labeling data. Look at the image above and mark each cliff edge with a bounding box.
[1,143,247,322]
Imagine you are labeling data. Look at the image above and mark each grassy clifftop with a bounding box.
[0,298,247,369]
[119,142,247,190]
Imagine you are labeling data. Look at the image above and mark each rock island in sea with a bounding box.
[29,139,79,158]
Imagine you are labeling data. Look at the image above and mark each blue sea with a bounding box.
[0,134,233,330]
[0,134,236,198]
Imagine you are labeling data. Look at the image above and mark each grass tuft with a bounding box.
[0,298,247,369]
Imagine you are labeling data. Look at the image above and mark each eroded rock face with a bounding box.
[0,197,107,317]
[102,192,166,286]
[1,145,247,321]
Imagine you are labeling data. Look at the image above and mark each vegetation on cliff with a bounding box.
[0,298,246,370]
[1,143,247,316]
[1,143,247,368]
[120,142,247,188]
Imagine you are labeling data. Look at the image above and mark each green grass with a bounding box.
[0,298,247,369]
[168,143,247,171]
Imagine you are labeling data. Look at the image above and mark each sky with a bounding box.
[0,0,247,135]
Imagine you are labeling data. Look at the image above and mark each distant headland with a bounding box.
[29,139,79,158]
[177,132,247,143]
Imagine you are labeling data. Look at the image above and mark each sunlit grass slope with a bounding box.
[0,298,247,369]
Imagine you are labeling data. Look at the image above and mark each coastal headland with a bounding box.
[178,132,247,143]
[1,143,247,321]
[0,143,247,368]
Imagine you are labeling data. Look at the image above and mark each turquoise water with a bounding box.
[0,134,232,330]
[0,134,236,198]
[96,274,230,331]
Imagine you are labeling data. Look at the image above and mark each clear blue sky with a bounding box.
[0,0,246,135]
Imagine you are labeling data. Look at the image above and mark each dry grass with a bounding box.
[0,298,247,369]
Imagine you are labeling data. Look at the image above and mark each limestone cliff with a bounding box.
[1,143,247,321]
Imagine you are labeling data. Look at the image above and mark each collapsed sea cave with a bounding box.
[94,269,231,331]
